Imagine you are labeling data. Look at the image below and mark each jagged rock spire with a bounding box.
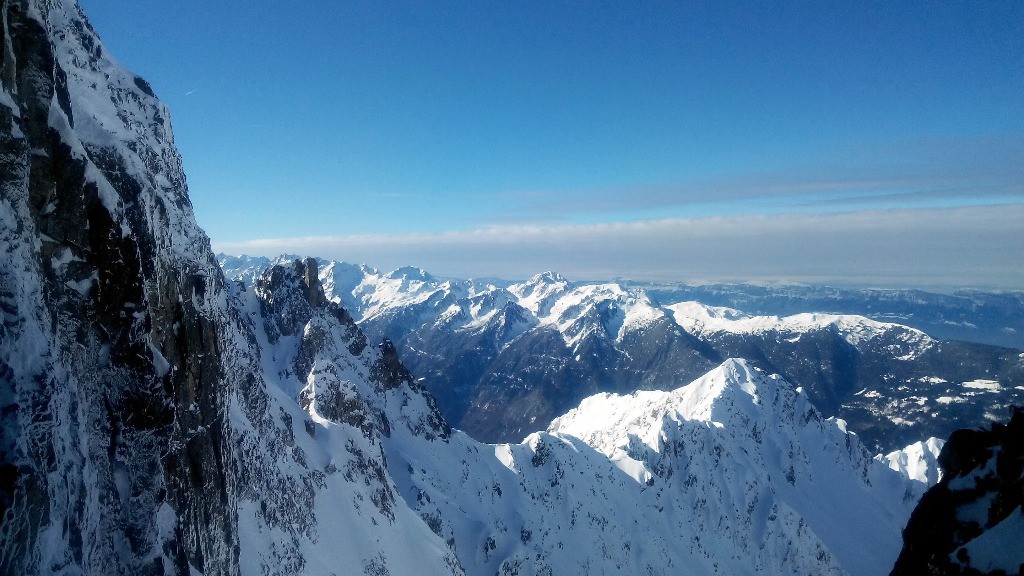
[302,257,324,307]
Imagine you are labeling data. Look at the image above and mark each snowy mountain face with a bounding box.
[0,3,457,573]
[226,258,946,576]
[216,254,275,288]
[878,437,945,484]
[545,360,920,576]
[877,437,944,502]
[662,302,1024,453]
[391,358,930,576]
[221,257,1024,452]
[241,260,929,575]
[229,259,462,575]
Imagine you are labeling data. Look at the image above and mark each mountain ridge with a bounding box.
[220,255,1024,451]
[218,254,1024,348]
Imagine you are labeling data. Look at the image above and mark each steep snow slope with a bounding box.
[548,359,920,576]
[239,261,930,576]
[385,358,926,576]
[228,260,461,575]
[875,437,945,505]
[878,438,944,486]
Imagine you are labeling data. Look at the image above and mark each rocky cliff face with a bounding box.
[0,3,463,574]
[0,1,236,573]
[230,259,461,575]
[890,407,1024,576]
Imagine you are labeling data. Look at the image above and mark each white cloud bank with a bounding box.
[214,204,1024,290]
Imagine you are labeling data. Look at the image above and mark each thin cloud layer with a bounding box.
[215,204,1024,290]
[497,134,1024,222]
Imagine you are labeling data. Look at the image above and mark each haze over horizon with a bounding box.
[80,1,1023,289]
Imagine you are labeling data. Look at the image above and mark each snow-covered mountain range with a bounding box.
[221,255,1024,452]
[220,255,1024,349]
[0,2,1012,575]
[637,281,1024,351]
[244,260,934,576]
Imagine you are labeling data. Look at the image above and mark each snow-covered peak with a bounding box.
[539,282,666,346]
[452,287,527,331]
[878,437,944,486]
[508,271,571,316]
[386,265,434,283]
[530,271,568,285]
[671,357,763,419]
[668,300,749,322]
[218,253,270,270]
[550,359,776,455]
[317,260,377,301]
[345,266,467,325]
[546,359,922,576]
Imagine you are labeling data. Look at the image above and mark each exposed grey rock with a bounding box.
[302,257,324,308]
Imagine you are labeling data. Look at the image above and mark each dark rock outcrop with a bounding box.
[891,407,1024,576]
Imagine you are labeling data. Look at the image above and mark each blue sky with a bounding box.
[79,1,1023,287]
